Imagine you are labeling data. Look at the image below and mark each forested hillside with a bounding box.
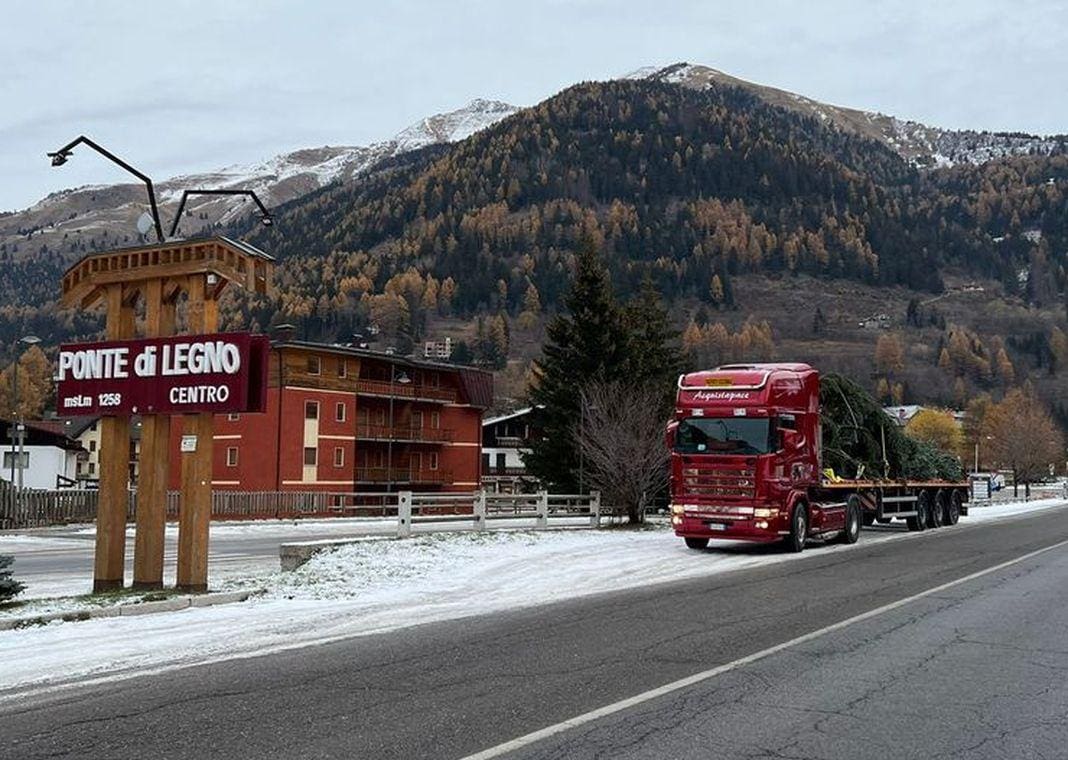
[6,75,1068,419]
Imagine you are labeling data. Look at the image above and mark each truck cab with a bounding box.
[666,363,823,547]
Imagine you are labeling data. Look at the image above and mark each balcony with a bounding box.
[355,467,452,485]
[356,424,454,443]
[356,379,456,403]
[484,466,528,477]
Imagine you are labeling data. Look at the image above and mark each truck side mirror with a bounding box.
[780,428,802,452]
[665,420,678,450]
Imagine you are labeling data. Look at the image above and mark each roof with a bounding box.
[60,235,273,278]
[32,416,98,438]
[483,406,539,427]
[0,419,85,452]
[272,340,495,409]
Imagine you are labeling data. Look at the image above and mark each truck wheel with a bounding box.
[906,495,928,532]
[926,491,944,529]
[946,491,962,526]
[839,497,861,544]
[684,537,709,550]
[783,503,807,553]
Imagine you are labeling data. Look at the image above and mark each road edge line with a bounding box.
[460,535,1068,759]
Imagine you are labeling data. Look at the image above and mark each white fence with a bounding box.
[0,486,601,532]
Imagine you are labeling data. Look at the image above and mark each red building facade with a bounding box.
[168,341,492,492]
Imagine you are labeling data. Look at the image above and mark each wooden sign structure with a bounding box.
[60,236,273,592]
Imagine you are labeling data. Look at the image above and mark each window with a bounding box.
[334,447,345,468]
[376,408,386,425]
[227,413,240,422]
[429,452,439,471]
[88,462,95,475]
[89,440,97,453]
[496,453,507,472]
[338,361,347,378]
[429,371,440,388]
[336,402,346,422]
[307,356,321,375]
[303,447,318,466]
[482,453,490,472]
[226,447,239,467]
[430,411,440,429]
[305,401,319,420]
[1,452,28,470]
[673,417,773,456]
[411,410,423,429]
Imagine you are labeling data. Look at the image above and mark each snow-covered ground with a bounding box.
[0,498,1064,698]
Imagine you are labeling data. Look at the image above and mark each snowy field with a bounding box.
[0,497,1065,698]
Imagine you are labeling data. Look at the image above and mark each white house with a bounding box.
[0,419,84,490]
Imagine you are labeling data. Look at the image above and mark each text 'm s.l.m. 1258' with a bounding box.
[55,333,269,416]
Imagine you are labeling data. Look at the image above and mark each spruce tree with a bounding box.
[624,275,684,394]
[0,555,23,603]
[525,238,630,490]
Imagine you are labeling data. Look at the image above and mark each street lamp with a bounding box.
[385,366,411,492]
[169,189,274,238]
[578,400,598,494]
[47,136,165,243]
[8,335,41,490]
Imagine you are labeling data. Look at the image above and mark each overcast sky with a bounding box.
[2,0,1066,212]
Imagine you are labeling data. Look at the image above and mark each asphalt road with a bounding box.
[4,508,1068,759]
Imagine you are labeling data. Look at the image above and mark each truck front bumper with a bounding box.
[671,506,788,542]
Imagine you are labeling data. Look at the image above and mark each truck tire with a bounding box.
[906,495,928,532]
[926,491,944,529]
[839,496,861,544]
[684,537,709,550]
[783,502,807,553]
[946,491,962,526]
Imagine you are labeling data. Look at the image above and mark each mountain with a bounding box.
[5,64,1068,416]
[0,97,517,269]
[628,63,1068,168]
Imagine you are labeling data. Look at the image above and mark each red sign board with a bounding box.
[56,332,269,417]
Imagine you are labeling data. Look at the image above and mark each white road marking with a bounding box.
[460,535,1068,759]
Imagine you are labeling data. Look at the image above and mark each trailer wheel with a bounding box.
[906,494,928,532]
[684,537,709,550]
[783,502,807,553]
[926,491,944,529]
[946,491,962,526]
[839,496,861,544]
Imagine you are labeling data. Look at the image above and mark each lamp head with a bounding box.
[260,214,274,227]
[48,150,71,167]
[20,335,41,346]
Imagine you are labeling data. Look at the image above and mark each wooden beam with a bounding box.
[176,275,216,592]
[133,278,175,590]
[94,283,134,593]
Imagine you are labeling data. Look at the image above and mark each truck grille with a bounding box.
[678,460,757,499]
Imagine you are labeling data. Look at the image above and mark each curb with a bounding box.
[0,590,255,631]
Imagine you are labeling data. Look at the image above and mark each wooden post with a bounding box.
[176,275,216,592]
[133,278,174,590]
[94,284,134,592]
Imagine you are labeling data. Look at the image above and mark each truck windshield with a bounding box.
[674,417,772,456]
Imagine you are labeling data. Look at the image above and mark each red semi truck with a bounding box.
[667,363,970,552]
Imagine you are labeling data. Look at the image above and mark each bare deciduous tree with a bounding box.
[573,381,670,523]
[984,388,1064,497]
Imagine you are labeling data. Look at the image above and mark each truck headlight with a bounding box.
[671,503,684,514]
[753,508,779,518]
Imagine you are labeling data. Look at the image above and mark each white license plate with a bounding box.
[707,522,728,531]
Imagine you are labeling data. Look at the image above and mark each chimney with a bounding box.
[272,323,297,342]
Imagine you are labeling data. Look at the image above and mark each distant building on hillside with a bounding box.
[858,313,892,330]
[481,407,540,493]
[423,337,453,360]
[884,405,965,427]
